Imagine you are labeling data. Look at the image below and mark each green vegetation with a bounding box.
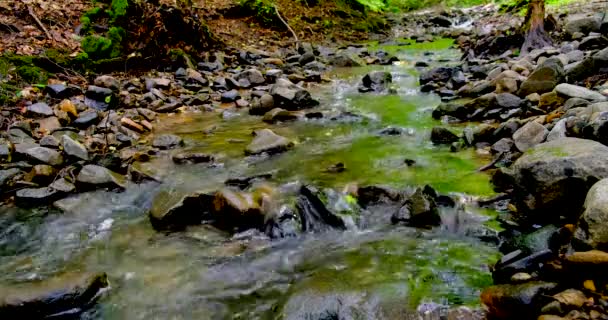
[239,0,279,26]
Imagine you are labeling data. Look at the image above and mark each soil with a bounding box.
[0,0,389,58]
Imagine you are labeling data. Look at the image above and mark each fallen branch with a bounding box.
[27,5,53,41]
[274,5,299,51]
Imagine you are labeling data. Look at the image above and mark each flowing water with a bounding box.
[0,40,501,319]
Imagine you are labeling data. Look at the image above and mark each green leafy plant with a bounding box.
[239,0,279,26]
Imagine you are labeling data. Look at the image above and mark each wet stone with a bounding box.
[152,134,183,150]
[23,146,64,166]
[172,152,214,164]
[73,110,99,128]
[15,187,60,206]
[76,164,126,190]
[245,129,293,155]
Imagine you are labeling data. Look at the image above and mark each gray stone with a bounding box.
[513,121,548,152]
[565,16,601,37]
[575,179,608,250]
[359,71,392,93]
[145,78,171,91]
[26,102,53,117]
[73,110,99,128]
[23,146,64,166]
[152,134,183,150]
[546,118,568,141]
[555,83,606,102]
[498,138,608,222]
[0,272,109,318]
[93,75,120,91]
[245,129,293,155]
[496,93,524,109]
[330,53,362,67]
[61,135,89,161]
[49,178,76,193]
[76,164,126,190]
[518,59,564,97]
[15,187,60,206]
[0,168,21,190]
[237,69,265,86]
[221,89,240,102]
[431,127,459,145]
[85,86,116,110]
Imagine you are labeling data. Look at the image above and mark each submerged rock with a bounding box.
[0,272,109,318]
[152,134,183,150]
[245,129,293,155]
[212,188,265,232]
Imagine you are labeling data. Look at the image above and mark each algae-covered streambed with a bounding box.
[0,41,501,319]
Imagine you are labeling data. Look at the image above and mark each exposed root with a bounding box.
[27,5,53,42]
[274,5,299,51]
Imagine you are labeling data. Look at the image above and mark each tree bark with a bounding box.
[521,0,552,54]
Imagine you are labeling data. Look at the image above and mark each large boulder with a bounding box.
[574,179,608,250]
[518,59,564,97]
[0,272,109,318]
[211,188,265,232]
[564,16,601,37]
[495,138,608,223]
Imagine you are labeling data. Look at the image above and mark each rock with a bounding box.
[567,47,608,82]
[152,134,183,150]
[579,35,608,50]
[26,102,53,117]
[15,187,60,206]
[0,168,21,190]
[330,53,362,67]
[249,94,275,116]
[0,272,109,318]
[574,179,608,249]
[145,78,171,90]
[391,187,440,228]
[269,82,319,110]
[555,83,606,102]
[120,117,145,133]
[430,15,452,27]
[420,67,455,85]
[359,71,392,93]
[553,289,587,309]
[61,135,89,161]
[211,188,265,231]
[94,75,120,91]
[221,89,240,102]
[27,164,56,184]
[262,108,301,123]
[76,164,126,190]
[296,185,347,232]
[512,121,548,152]
[565,16,601,37]
[36,117,61,133]
[44,84,81,99]
[480,282,558,319]
[237,69,265,86]
[491,138,515,154]
[23,146,64,166]
[245,129,293,155]
[85,85,116,110]
[565,250,608,266]
[172,152,214,164]
[496,138,608,222]
[73,109,99,128]
[547,118,568,141]
[496,93,524,109]
[149,190,213,230]
[431,127,459,144]
[518,59,564,97]
[49,178,76,193]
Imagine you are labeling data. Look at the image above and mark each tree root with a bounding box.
[274,5,299,51]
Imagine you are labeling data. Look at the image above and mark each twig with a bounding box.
[274,5,299,51]
[27,5,53,41]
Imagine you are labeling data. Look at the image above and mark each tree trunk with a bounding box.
[521,0,552,54]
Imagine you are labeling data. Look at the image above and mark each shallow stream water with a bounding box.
[0,40,501,319]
